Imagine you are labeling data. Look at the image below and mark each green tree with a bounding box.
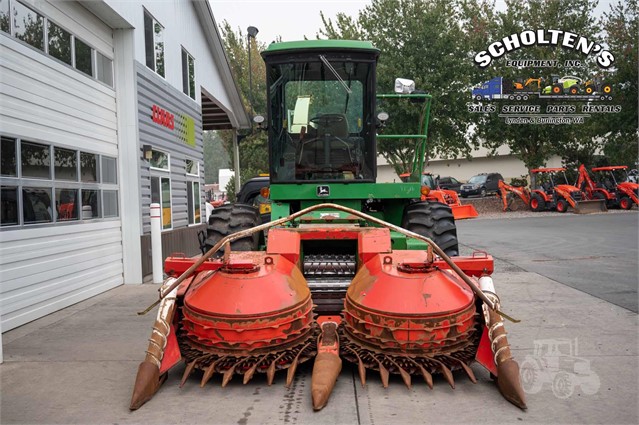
[464,0,602,184]
[592,0,638,167]
[319,0,482,176]
[203,131,230,183]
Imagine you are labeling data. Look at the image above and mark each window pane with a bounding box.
[194,182,201,224]
[154,21,164,77]
[22,141,50,178]
[144,11,154,70]
[150,150,168,170]
[1,137,16,176]
[23,187,52,224]
[1,186,18,226]
[96,51,113,86]
[54,147,77,180]
[80,152,97,182]
[187,181,194,224]
[0,0,9,33]
[81,189,100,219]
[74,37,93,76]
[161,177,171,229]
[103,190,118,217]
[48,20,72,65]
[186,159,198,175]
[182,49,188,95]
[56,188,78,221]
[188,55,195,100]
[14,2,44,51]
[101,156,117,184]
[151,176,160,204]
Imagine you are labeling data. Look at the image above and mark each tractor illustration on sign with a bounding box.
[520,338,600,399]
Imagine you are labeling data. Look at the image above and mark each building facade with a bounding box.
[0,0,248,332]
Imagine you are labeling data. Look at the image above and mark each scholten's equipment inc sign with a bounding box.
[474,29,615,69]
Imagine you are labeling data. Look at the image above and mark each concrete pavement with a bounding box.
[1,213,638,424]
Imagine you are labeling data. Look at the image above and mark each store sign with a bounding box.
[151,104,196,146]
[151,104,175,130]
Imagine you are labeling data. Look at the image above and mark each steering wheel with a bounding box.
[309,114,345,126]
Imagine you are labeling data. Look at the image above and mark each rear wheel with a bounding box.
[401,201,459,257]
[200,203,260,255]
[620,196,633,210]
[569,85,579,95]
[530,194,545,212]
[556,198,568,213]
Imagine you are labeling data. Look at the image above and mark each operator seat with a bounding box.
[298,114,354,171]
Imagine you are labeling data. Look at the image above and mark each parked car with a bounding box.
[460,172,504,197]
[438,176,462,192]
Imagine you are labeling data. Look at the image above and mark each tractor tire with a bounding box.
[552,371,575,399]
[602,83,612,94]
[619,196,633,210]
[530,194,545,212]
[569,85,579,95]
[401,201,459,257]
[552,84,563,94]
[556,198,568,213]
[520,359,543,394]
[585,84,594,95]
[201,203,260,255]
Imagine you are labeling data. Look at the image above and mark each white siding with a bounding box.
[104,0,234,109]
[0,1,123,331]
[0,222,123,331]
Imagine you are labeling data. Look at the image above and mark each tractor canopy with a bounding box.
[262,40,380,184]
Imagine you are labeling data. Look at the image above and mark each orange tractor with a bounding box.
[400,172,479,219]
[130,40,525,413]
[528,168,607,213]
[576,164,638,210]
[497,180,530,212]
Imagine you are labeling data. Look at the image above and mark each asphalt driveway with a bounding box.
[458,211,639,312]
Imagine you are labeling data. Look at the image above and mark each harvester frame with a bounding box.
[131,39,525,413]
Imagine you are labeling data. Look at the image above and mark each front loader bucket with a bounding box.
[574,199,607,214]
[451,204,479,220]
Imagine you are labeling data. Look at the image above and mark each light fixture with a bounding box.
[247,26,259,38]
[143,144,153,161]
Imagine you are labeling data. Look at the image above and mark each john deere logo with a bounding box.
[317,186,330,197]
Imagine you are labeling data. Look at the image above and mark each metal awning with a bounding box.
[202,91,236,131]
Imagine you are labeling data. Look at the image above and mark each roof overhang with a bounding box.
[192,0,250,130]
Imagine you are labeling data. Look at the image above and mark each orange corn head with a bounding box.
[130,205,524,412]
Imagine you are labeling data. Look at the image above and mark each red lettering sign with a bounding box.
[151,105,175,130]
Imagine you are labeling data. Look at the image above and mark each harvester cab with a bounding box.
[530,168,606,213]
[131,40,526,413]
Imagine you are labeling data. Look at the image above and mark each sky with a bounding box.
[210,0,618,45]
[209,0,372,45]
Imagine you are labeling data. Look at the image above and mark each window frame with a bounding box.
[150,175,172,231]
[143,8,165,78]
[181,47,196,100]
[0,135,120,228]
